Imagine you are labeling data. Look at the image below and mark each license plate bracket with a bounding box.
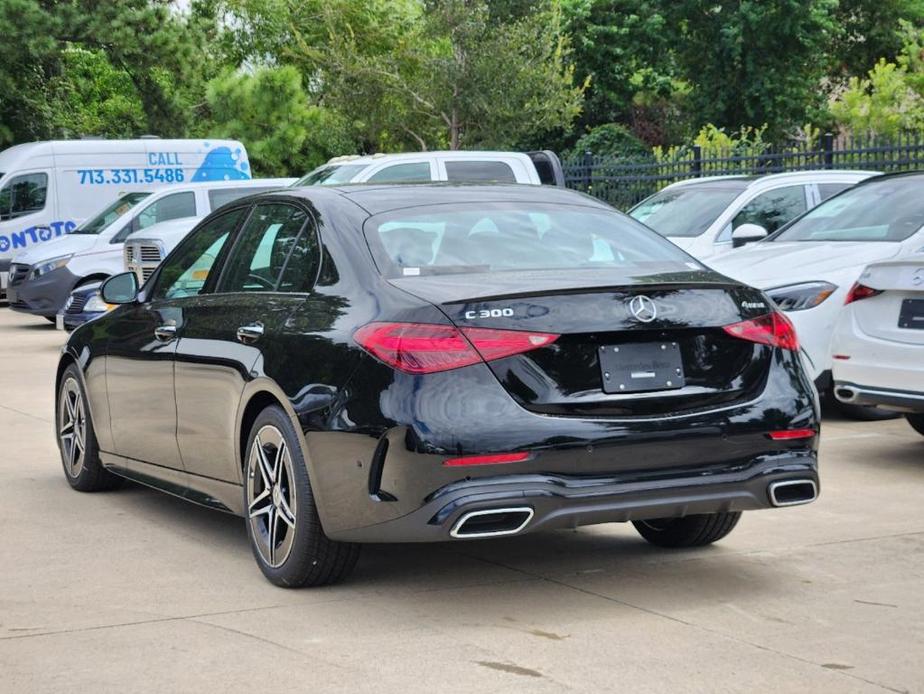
[599,341,685,394]
[898,299,924,330]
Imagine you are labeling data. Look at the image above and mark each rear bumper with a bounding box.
[326,451,819,543]
[834,381,924,414]
[8,266,77,317]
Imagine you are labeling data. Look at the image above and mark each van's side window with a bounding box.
[444,161,516,183]
[137,192,197,231]
[0,173,48,221]
[367,163,431,183]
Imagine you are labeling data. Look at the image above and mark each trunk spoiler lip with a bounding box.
[388,270,750,306]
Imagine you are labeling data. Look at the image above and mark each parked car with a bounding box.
[629,170,876,259]
[56,281,105,331]
[295,150,564,187]
[56,184,819,587]
[831,254,924,436]
[0,137,250,297]
[708,172,924,418]
[55,217,204,331]
[7,178,293,320]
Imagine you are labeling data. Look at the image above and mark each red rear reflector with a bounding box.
[723,312,799,351]
[833,354,850,360]
[443,452,531,467]
[767,429,816,440]
[845,282,882,305]
[353,322,558,374]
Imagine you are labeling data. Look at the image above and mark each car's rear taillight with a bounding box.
[844,282,882,305]
[353,322,558,374]
[723,312,799,351]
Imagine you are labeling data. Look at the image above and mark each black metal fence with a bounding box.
[562,133,924,210]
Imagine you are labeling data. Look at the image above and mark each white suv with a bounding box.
[629,170,877,259]
[296,151,564,187]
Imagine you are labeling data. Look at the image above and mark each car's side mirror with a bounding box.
[731,223,769,248]
[100,271,139,305]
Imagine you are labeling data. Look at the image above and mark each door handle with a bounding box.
[154,324,177,342]
[237,322,264,344]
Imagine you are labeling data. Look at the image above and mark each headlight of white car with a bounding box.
[83,292,114,313]
[766,281,837,311]
[32,254,73,278]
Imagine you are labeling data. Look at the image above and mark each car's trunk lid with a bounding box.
[390,269,775,417]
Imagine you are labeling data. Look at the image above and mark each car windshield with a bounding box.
[772,176,924,243]
[629,184,746,237]
[365,202,695,278]
[294,164,367,186]
[72,192,151,235]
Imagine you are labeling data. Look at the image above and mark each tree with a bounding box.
[667,0,839,138]
[202,65,354,175]
[322,0,585,150]
[831,21,924,136]
[562,0,683,141]
[0,0,220,146]
[831,0,924,77]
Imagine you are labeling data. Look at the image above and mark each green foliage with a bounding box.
[830,21,924,136]
[202,66,354,175]
[0,0,221,147]
[567,123,650,159]
[667,0,839,139]
[47,48,147,139]
[562,0,685,142]
[831,0,924,77]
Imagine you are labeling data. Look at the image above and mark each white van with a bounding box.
[8,178,293,319]
[0,138,251,294]
[295,150,565,186]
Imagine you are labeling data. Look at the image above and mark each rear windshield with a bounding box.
[72,192,151,235]
[630,185,746,237]
[772,176,924,243]
[295,164,367,186]
[364,202,695,278]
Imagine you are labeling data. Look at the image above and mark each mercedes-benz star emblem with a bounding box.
[628,295,658,323]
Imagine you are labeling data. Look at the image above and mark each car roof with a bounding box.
[664,169,878,192]
[272,183,610,216]
[323,151,531,167]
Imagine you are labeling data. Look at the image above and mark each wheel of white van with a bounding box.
[243,405,360,587]
[906,414,924,437]
[57,364,123,492]
[632,512,741,548]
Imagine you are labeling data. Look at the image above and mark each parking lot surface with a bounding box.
[0,309,921,693]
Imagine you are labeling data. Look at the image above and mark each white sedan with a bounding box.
[831,256,924,436]
[708,172,924,416]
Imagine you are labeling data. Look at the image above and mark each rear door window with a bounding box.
[444,161,517,183]
[218,203,318,293]
[208,187,278,210]
[0,172,48,220]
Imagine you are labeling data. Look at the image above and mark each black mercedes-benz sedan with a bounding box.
[55,184,820,587]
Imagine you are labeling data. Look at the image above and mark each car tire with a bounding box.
[243,405,360,588]
[56,364,123,492]
[906,414,924,437]
[632,512,741,548]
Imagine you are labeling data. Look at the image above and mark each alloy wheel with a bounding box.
[58,377,87,478]
[246,425,298,568]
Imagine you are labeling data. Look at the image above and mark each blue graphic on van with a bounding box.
[0,220,76,253]
[191,145,251,182]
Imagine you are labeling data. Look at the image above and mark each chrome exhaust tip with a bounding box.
[835,386,858,403]
[450,507,534,539]
[769,479,818,507]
